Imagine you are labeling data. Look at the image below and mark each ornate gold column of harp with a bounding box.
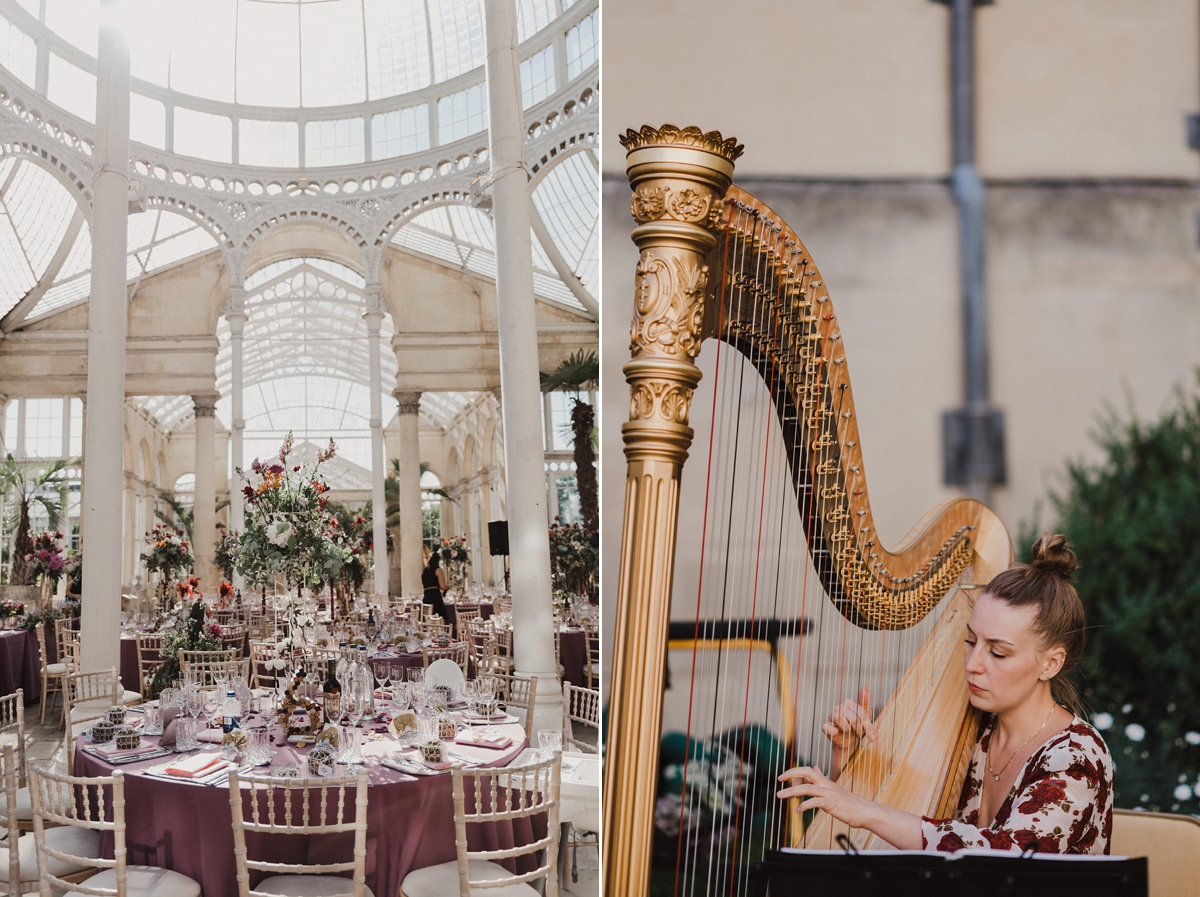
[603,126,1014,895]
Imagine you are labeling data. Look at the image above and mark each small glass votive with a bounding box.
[142,705,163,736]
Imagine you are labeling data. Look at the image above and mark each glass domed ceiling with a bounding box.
[0,0,597,166]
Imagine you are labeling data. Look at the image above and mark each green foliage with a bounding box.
[539,350,598,393]
[148,600,223,698]
[1051,375,1200,812]
[1,455,75,585]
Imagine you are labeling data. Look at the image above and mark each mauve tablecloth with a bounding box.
[441,600,494,630]
[0,629,42,704]
[74,711,536,897]
[119,637,140,694]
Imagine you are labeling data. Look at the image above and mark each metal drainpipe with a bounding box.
[944,0,1004,505]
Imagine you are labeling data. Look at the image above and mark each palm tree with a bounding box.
[1,455,75,585]
[154,491,229,550]
[540,349,598,530]
[384,459,453,529]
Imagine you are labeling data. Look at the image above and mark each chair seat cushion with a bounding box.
[401,860,540,897]
[87,865,201,897]
[0,785,33,821]
[70,691,141,723]
[0,824,100,882]
[44,663,67,676]
[255,873,375,896]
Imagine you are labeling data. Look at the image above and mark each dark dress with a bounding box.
[422,566,451,625]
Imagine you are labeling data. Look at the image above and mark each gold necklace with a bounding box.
[987,704,1057,782]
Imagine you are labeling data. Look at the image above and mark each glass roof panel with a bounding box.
[531,151,598,293]
[300,0,366,107]
[364,0,430,99]
[427,0,485,83]
[0,12,36,86]
[236,0,299,107]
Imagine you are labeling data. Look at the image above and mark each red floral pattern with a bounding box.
[920,714,1113,855]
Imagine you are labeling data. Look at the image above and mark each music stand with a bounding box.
[750,847,1147,897]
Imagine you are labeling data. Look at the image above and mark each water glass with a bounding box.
[340,725,363,765]
[391,682,410,713]
[176,717,199,752]
[142,705,163,736]
[537,728,563,759]
[246,729,270,766]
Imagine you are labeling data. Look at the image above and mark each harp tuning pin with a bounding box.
[842,411,853,418]
[853,488,863,495]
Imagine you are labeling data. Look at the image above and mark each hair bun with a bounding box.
[1029,533,1077,578]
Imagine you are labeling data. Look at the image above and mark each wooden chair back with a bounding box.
[248,642,281,691]
[493,672,538,737]
[450,754,560,897]
[178,649,237,686]
[1111,808,1200,897]
[562,683,600,754]
[584,625,599,690]
[28,762,126,895]
[135,633,164,698]
[422,643,468,677]
[228,770,369,897]
[0,689,26,790]
[452,602,480,640]
[1,743,19,891]
[218,624,248,655]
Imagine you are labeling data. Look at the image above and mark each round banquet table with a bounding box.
[73,704,535,897]
[369,628,586,687]
[0,628,44,704]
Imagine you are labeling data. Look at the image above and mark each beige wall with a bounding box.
[605,0,1200,180]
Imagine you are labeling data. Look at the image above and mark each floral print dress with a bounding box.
[921,715,1113,854]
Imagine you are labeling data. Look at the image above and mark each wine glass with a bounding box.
[408,667,424,685]
[373,664,390,700]
[186,687,205,725]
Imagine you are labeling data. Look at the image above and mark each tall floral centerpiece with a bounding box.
[230,434,348,671]
[230,434,348,594]
[147,599,224,698]
[143,522,195,610]
[24,531,66,609]
[439,535,470,590]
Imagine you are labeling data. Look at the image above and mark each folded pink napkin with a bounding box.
[454,730,513,750]
[165,754,225,778]
[91,742,157,760]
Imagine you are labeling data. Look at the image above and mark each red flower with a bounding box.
[981,829,1014,850]
[936,832,966,853]
[1013,829,1061,853]
[1067,805,1097,853]
[1017,778,1068,815]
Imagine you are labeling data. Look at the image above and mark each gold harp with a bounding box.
[603,126,1013,894]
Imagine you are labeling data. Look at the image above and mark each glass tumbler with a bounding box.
[537,728,563,759]
[142,705,163,736]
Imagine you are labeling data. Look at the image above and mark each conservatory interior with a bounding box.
[0,1,599,895]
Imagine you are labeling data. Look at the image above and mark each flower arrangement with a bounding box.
[24,531,66,587]
[438,535,470,589]
[147,599,224,698]
[217,580,235,607]
[0,599,24,620]
[175,575,202,601]
[230,434,349,594]
[548,519,599,599]
[143,522,194,609]
[18,602,77,632]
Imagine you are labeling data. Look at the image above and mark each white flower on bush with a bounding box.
[1092,712,1113,731]
[1185,731,1200,746]
[1175,784,1193,802]
[266,518,294,547]
[1125,723,1146,742]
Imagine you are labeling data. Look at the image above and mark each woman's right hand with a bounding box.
[822,685,877,752]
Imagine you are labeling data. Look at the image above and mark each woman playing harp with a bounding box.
[778,534,1114,853]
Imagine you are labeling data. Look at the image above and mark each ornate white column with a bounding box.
[393,391,424,596]
[364,288,388,598]
[482,0,560,735]
[191,393,220,590]
[224,285,247,593]
[80,0,130,673]
[0,395,7,573]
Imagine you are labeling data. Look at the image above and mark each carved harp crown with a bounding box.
[604,126,1014,896]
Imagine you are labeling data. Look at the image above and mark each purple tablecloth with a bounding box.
[559,629,587,688]
[74,707,535,897]
[442,600,494,630]
[0,629,43,704]
[120,638,140,694]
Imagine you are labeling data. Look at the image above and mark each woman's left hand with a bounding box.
[776,766,876,829]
